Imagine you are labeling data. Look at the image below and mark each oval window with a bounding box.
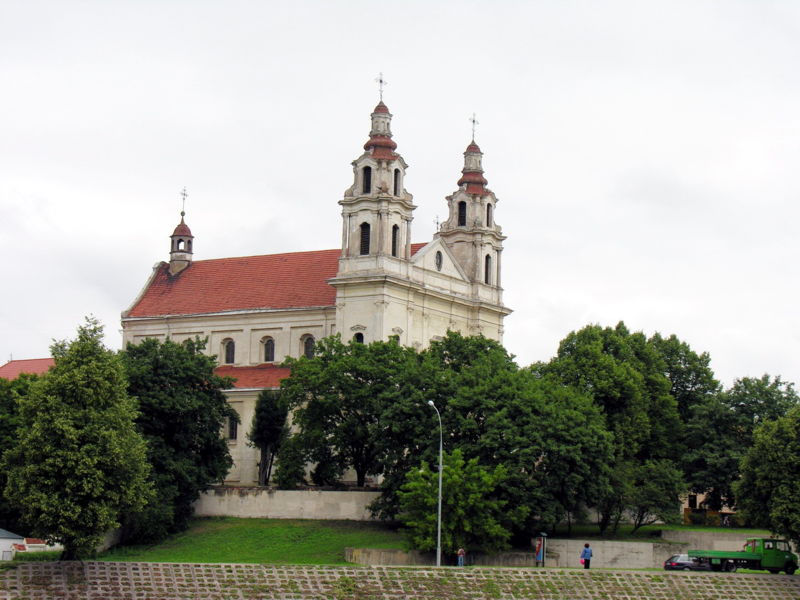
[435,251,443,271]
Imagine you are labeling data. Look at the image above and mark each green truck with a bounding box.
[688,538,798,574]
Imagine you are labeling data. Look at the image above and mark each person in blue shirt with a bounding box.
[580,543,593,569]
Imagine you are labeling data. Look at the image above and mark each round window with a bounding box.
[435,251,443,271]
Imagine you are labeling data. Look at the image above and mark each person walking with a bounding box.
[580,543,593,569]
[457,547,466,567]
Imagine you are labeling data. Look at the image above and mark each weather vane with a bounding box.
[375,72,388,101]
[180,187,187,217]
[470,113,479,140]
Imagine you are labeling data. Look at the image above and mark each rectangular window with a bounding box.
[228,416,238,440]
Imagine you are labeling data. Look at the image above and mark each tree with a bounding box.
[248,389,289,485]
[121,337,237,542]
[736,406,800,545]
[649,333,720,424]
[542,322,682,533]
[2,318,152,559]
[398,449,510,554]
[279,335,420,487]
[685,374,798,511]
[628,459,684,532]
[0,374,38,532]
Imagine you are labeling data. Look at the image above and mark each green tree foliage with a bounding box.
[0,374,38,532]
[398,449,510,554]
[628,459,684,532]
[2,318,152,559]
[542,322,682,533]
[736,406,800,545]
[248,389,289,485]
[279,335,419,487]
[121,337,237,543]
[649,333,720,423]
[685,374,798,511]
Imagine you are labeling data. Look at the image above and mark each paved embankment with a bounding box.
[2,562,799,600]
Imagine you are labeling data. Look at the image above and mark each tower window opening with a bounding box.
[187,239,192,252]
[393,169,400,196]
[223,339,235,364]
[486,204,493,227]
[458,201,467,227]
[263,337,275,362]
[177,239,185,251]
[360,222,371,255]
[391,224,399,257]
[303,335,315,359]
[362,166,372,194]
[353,332,364,344]
[484,254,492,285]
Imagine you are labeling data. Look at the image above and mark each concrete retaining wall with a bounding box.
[661,529,769,551]
[346,538,684,569]
[194,487,380,520]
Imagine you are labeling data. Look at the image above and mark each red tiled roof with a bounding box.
[0,358,54,380]
[215,364,290,389]
[373,101,390,114]
[126,248,342,318]
[127,245,428,319]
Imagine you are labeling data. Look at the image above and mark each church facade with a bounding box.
[121,100,511,485]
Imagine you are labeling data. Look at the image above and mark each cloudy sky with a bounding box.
[2,1,798,387]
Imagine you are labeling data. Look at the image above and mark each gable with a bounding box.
[411,239,469,281]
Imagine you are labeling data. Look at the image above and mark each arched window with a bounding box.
[391,224,399,257]
[187,239,192,252]
[353,332,364,344]
[393,169,400,196]
[360,222,371,255]
[303,335,315,359]
[223,339,235,364]
[228,415,238,440]
[263,337,275,362]
[177,239,185,250]
[362,166,372,194]
[486,204,493,227]
[484,254,492,285]
[458,201,467,227]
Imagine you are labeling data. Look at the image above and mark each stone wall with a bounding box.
[346,538,684,569]
[661,529,769,551]
[193,487,380,520]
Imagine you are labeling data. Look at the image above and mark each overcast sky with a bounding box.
[2,1,798,388]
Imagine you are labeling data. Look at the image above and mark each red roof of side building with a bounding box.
[126,244,428,319]
[215,364,291,389]
[0,358,54,380]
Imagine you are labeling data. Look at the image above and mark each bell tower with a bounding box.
[169,189,194,275]
[338,100,416,264]
[437,138,506,293]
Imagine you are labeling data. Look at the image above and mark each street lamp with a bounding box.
[427,400,443,567]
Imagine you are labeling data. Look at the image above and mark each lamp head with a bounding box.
[427,400,435,407]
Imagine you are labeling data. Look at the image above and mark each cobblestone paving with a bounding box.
[1,562,799,600]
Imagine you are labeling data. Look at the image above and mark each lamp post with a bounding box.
[427,400,443,567]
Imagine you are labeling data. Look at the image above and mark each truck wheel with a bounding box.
[785,564,796,575]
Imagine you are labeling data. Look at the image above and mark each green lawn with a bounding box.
[98,517,404,564]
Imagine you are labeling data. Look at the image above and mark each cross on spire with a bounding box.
[180,187,187,217]
[470,113,479,141]
[375,72,388,101]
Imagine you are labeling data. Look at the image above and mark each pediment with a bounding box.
[411,238,469,281]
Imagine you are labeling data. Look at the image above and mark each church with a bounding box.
[121,98,512,485]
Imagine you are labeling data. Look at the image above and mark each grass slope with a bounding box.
[99,517,403,565]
